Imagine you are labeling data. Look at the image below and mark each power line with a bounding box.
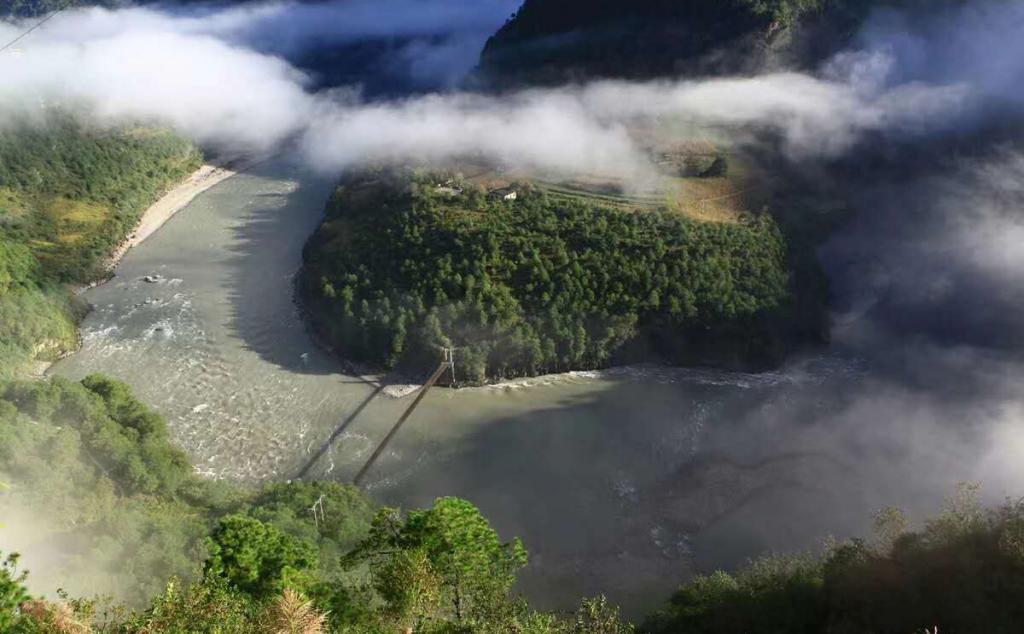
[0,1,76,55]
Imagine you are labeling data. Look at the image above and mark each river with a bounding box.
[50,154,1024,615]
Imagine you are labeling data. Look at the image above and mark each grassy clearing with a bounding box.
[39,197,111,248]
[41,197,109,225]
[463,169,755,224]
[449,128,757,224]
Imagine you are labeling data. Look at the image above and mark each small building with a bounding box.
[489,187,518,202]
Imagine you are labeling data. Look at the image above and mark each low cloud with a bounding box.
[3,0,1020,175]
[0,27,312,151]
[20,0,520,68]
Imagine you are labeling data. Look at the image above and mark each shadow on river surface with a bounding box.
[222,160,342,376]
[350,370,874,615]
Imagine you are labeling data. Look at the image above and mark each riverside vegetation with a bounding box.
[0,115,201,377]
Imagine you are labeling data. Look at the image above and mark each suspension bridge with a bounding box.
[295,347,457,487]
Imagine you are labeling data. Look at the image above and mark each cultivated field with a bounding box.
[447,130,765,224]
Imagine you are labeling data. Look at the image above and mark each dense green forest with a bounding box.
[300,169,793,384]
[0,375,377,603]
[0,115,201,378]
[477,0,958,86]
[2,381,1023,634]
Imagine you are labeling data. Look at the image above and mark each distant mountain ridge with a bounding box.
[478,0,775,85]
[475,0,932,86]
[1,0,260,17]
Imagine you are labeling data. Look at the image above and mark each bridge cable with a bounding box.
[353,360,450,487]
[0,0,77,55]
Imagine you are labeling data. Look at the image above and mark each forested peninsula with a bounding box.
[299,168,801,384]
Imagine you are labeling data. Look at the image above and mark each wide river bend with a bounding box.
[52,155,1018,614]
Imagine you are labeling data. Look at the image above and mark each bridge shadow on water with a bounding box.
[294,383,386,480]
[356,376,871,618]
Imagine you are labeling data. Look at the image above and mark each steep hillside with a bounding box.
[0,115,201,377]
[476,0,929,86]
[479,0,811,86]
[0,375,376,604]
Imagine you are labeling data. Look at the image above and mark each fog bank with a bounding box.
[3,1,1023,174]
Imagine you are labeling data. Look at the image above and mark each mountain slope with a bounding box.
[476,0,923,86]
[0,115,201,377]
[479,0,806,85]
